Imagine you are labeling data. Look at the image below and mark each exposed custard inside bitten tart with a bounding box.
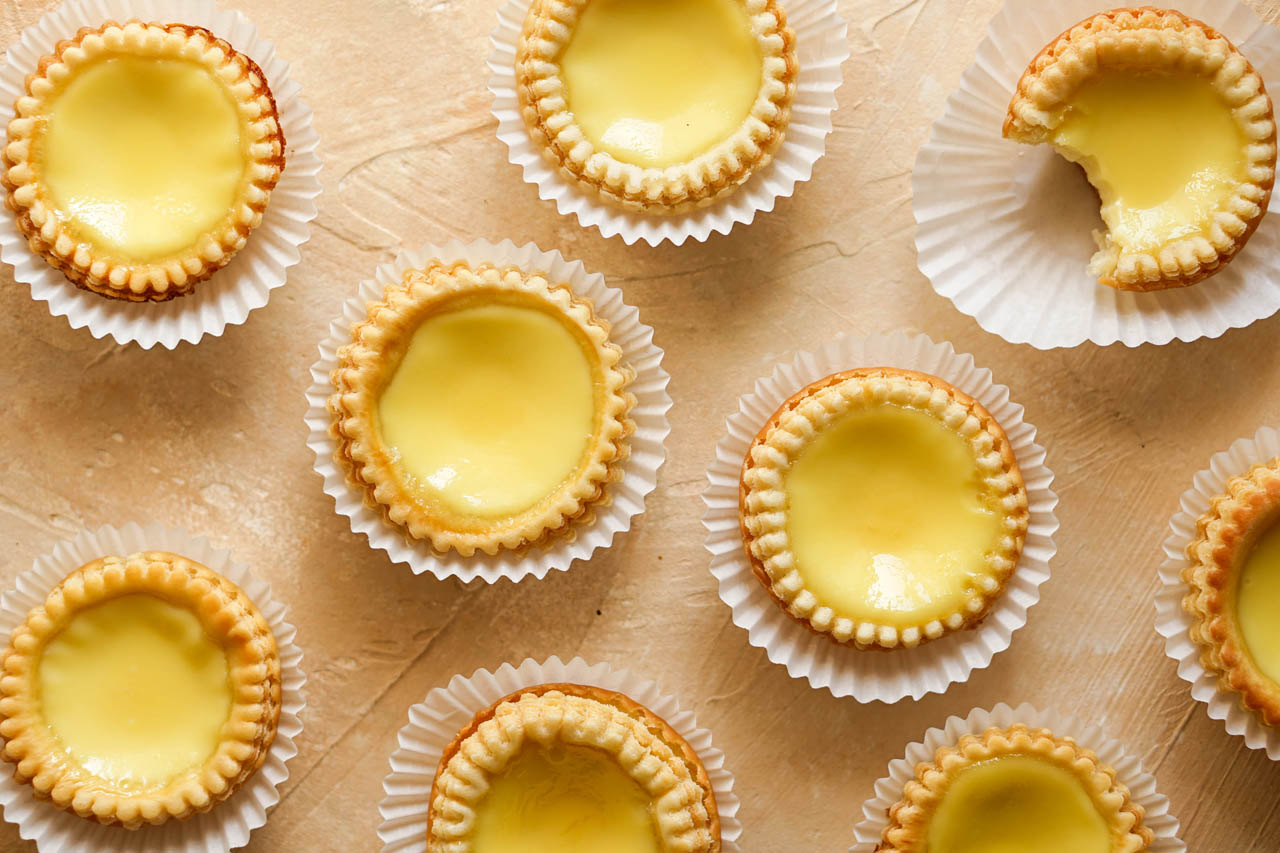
[0,552,281,829]
[740,368,1029,649]
[329,262,635,556]
[427,684,719,853]
[516,0,798,214]
[3,20,286,301]
[1004,8,1276,291]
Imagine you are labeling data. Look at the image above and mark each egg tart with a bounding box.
[329,261,635,556]
[1003,8,1277,291]
[1184,456,1280,728]
[427,683,719,852]
[878,724,1153,852]
[0,551,281,829]
[515,0,798,214]
[3,20,286,301]
[739,367,1029,649]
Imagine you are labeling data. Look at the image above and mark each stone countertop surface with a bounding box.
[3,0,1280,849]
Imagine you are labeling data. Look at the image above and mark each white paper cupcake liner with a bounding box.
[1156,424,1280,760]
[913,0,1280,348]
[0,522,307,852]
[700,331,1058,703]
[304,238,672,583]
[850,702,1184,851]
[376,655,742,852]
[486,0,849,246]
[0,0,322,350]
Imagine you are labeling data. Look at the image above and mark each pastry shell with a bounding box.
[738,367,1029,650]
[515,0,798,215]
[328,260,636,557]
[0,551,282,829]
[2,20,287,302]
[1183,455,1280,727]
[876,723,1153,852]
[427,682,720,853]
[1003,7,1277,291]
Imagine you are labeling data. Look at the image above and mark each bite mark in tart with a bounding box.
[1003,8,1277,291]
[877,724,1153,852]
[1184,456,1280,727]
[3,20,286,301]
[427,683,719,853]
[0,552,281,829]
[328,261,635,556]
[516,0,798,214]
[739,368,1029,649]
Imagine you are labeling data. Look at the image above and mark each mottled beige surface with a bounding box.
[2,0,1280,849]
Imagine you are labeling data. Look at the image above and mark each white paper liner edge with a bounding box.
[849,702,1184,851]
[700,330,1059,703]
[304,238,672,583]
[1155,424,1280,760]
[0,522,307,852]
[486,0,849,246]
[0,0,322,350]
[375,655,742,852]
[912,0,1280,349]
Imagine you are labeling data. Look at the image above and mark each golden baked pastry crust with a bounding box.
[1183,456,1280,727]
[877,724,1153,852]
[427,682,719,853]
[328,261,635,557]
[739,367,1029,650]
[2,20,286,301]
[1003,7,1276,291]
[515,0,798,215]
[0,551,281,829]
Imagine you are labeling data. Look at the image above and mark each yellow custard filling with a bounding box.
[471,744,662,853]
[377,300,598,520]
[927,755,1113,853]
[1050,71,1248,254]
[35,54,249,262]
[783,404,1004,627]
[558,0,763,168]
[36,594,232,788]
[1237,520,1280,686]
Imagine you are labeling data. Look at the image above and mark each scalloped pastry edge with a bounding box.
[2,20,286,301]
[328,260,636,557]
[426,682,720,853]
[876,724,1153,852]
[0,551,281,829]
[738,367,1029,650]
[515,0,798,215]
[1003,7,1277,291]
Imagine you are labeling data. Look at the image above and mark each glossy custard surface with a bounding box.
[37,55,248,262]
[926,755,1113,853]
[558,0,763,168]
[1050,71,1248,253]
[784,404,1005,626]
[470,743,662,853]
[37,594,232,788]
[1238,520,1280,685]
[377,301,598,519]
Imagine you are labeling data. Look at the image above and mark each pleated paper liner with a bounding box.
[486,0,849,246]
[0,0,322,349]
[701,331,1058,703]
[376,655,741,853]
[850,702,1184,851]
[913,0,1280,348]
[305,238,672,583]
[1156,424,1280,760]
[0,522,306,852]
